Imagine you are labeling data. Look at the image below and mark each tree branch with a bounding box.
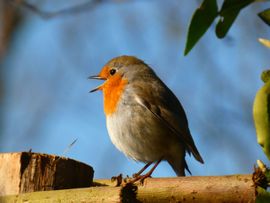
[8,0,106,19]
[0,175,260,202]
[1,152,269,202]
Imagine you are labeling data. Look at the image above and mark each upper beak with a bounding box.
[88,75,106,80]
[88,75,106,93]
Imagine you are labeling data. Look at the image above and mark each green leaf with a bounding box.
[258,8,270,26]
[259,38,270,48]
[184,0,218,55]
[256,187,270,203]
[216,0,254,38]
[261,70,270,83]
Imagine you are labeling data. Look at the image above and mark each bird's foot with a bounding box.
[126,173,152,185]
[132,172,140,178]
[111,173,123,186]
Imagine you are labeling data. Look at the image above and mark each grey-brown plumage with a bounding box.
[90,55,204,176]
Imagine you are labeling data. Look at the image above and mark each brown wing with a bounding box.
[133,77,204,164]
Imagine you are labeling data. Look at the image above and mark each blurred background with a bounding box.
[0,0,269,178]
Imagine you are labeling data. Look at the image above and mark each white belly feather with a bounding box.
[106,104,181,162]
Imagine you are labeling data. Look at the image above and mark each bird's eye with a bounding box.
[110,69,116,75]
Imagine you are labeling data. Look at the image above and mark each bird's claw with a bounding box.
[111,173,123,186]
[132,172,139,178]
[125,174,152,185]
[111,171,152,187]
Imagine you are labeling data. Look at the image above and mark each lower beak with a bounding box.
[88,75,106,93]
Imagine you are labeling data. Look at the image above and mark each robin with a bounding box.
[89,55,204,182]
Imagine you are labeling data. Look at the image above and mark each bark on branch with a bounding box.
[1,152,269,202]
[0,175,261,202]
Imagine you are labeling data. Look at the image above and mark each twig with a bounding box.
[53,138,78,165]
[62,138,78,157]
[8,0,106,19]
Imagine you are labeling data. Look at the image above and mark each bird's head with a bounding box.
[89,55,151,92]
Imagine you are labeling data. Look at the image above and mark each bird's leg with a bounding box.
[132,162,152,178]
[128,159,162,184]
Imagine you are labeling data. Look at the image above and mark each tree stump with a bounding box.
[0,152,94,196]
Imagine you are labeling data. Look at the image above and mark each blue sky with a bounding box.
[1,0,270,178]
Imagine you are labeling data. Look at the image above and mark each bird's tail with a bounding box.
[167,158,191,176]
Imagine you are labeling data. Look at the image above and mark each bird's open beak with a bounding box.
[88,75,106,93]
[88,75,106,80]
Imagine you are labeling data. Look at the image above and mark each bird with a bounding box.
[253,69,270,160]
[89,55,204,182]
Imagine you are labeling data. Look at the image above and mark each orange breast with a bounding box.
[102,74,128,115]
